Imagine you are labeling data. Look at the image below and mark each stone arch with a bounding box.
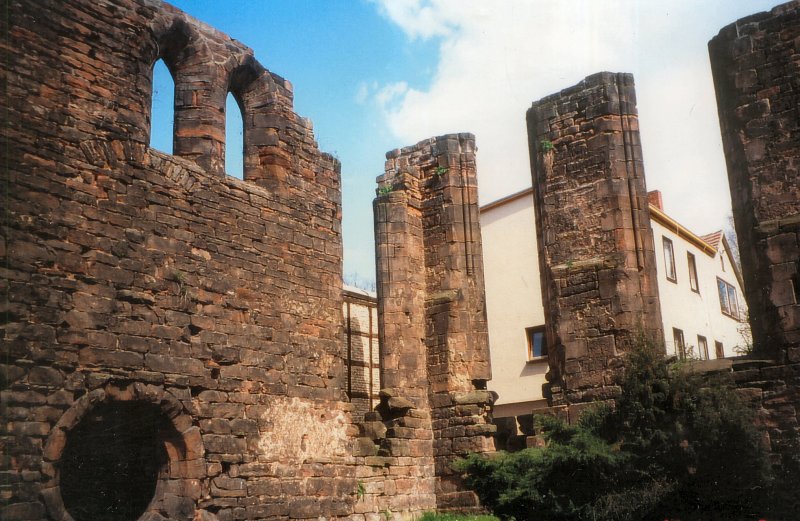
[227,56,293,192]
[41,382,204,521]
[146,14,227,175]
[224,57,260,179]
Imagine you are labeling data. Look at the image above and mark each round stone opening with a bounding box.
[59,401,172,521]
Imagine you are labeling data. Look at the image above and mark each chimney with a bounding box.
[648,190,663,211]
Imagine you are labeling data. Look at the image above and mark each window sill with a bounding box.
[526,356,548,364]
[721,311,743,322]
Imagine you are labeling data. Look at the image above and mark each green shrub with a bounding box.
[417,513,499,521]
[456,339,773,521]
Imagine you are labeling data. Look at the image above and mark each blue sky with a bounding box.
[152,0,780,288]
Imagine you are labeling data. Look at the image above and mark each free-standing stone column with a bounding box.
[374,133,495,510]
[709,1,800,362]
[527,72,663,407]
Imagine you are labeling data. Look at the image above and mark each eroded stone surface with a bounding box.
[526,72,663,406]
[374,134,495,510]
[709,0,800,473]
[709,0,800,362]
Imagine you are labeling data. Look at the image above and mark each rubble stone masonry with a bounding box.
[374,135,495,510]
[526,72,663,407]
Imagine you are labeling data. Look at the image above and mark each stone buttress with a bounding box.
[526,72,663,409]
[374,134,495,510]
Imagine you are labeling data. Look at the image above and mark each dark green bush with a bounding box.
[457,339,775,521]
[456,414,630,521]
[417,513,499,521]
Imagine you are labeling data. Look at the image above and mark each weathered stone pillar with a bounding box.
[709,1,800,362]
[374,134,495,510]
[171,43,227,175]
[526,72,663,407]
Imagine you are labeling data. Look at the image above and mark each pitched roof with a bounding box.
[699,231,723,250]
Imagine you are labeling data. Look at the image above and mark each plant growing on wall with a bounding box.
[540,139,555,176]
[169,269,190,302]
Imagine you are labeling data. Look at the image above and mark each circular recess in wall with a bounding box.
[42,383,202,521]
[59,401,171,521]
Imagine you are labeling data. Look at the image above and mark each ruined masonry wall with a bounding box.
[709,0,800,363]
[708,1,800,471]
[2,1,437,519]
[526,72,663,407]
[374,135,495,511]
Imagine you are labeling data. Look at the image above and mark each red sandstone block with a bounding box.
[145,354,204,376]
[766,232,799,264]
[1,501,46,520]
[79,347,143,369]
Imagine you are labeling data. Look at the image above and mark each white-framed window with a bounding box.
[673,327,686,360]
[687,252,699,293]
[717,277,740,319]
[663,237,677,283]
[526,326,547,360]
[698,335,709,360]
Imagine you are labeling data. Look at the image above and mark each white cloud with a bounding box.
[369,0,466,40]
[374,81,410,109]
[355,81,370,104]
[370,0,778,237]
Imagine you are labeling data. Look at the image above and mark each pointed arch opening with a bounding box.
[150,59,175,154]
[225,92,244,179]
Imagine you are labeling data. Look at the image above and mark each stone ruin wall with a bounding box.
[523,1,799,467]
[709,0,800,363]
[1,1,495,519]
[707,0,800,469]
[525,72,663,410]
[6,0,797,518]
[374,135,495,510]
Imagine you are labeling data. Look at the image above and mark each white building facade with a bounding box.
[481,189,749,418]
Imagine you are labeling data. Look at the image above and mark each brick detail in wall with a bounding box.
[526,72,663,407]
[709,0,800,363]
[342,291,381,422]
[374,134,495,511]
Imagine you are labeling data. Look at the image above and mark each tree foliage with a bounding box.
[456,340,783,520]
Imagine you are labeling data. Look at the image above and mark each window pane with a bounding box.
[663,238,676,281]
[727,285,739,319]
[698,335,708,360]
[718,278,730,314]
[532,332,545,357]
[673,328,685,360]
[526,327,548,359]
[688,253,698,292]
